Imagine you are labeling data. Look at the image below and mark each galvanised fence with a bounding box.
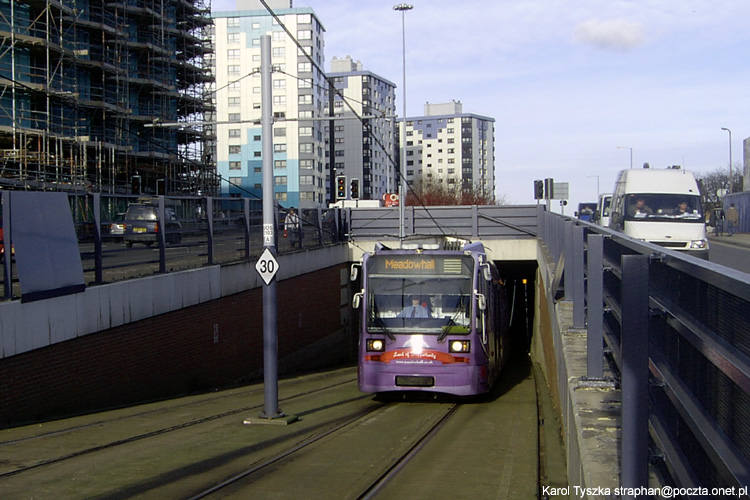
[539,209,750,498]
[1,192,345,300]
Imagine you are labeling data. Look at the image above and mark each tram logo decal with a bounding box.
[378,349,468,364]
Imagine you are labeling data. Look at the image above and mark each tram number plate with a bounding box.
[395,376,434,387]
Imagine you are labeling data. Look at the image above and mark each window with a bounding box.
[254,167,261,173]
[300,159,313,169]
[252,22,260,30]
[229,145,241,154]
[298,62,312,73]
[274,128,286,137]
[228,97,240,107]
[299,175,314,185]
[227,33,240,43]
[273,79,286,88]
[274,143,287,153]
[298,95,313,105]
[229,161,241,170]
[299,143,314,154]
[273,95,286,106]
[272,47,285,57]
[298,30,312,40]
[274,176,287,185]
[227,17,240,27]
[272,31,285,41]
[300,191,315,201]
[275,192,288,201]
[228,129,241,138]
[297,14,311,24]
[228,80,240,91]
[227,49,240,59]
[274,160,287,169]
[229,176,242,185]
[299,126,313,137]
[298,78,312,89]
[254,135,261,141]
[227,65,240,75]
[228,113,241,122]
[299,110,313,118]
[254,151,261,157]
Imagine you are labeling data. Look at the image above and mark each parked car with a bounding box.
[107,213,126,239]
[123,203,182,248]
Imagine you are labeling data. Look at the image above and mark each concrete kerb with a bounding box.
[556,300,621,500]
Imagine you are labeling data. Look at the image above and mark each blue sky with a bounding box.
[211,0,750,212]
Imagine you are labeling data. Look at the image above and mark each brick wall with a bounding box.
[0,264,352,427]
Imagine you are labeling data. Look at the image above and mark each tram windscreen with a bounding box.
[365,254,474,334]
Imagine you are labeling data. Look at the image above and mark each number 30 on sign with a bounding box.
[255,248,279,285]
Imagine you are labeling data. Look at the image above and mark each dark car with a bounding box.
[123,203,182,248]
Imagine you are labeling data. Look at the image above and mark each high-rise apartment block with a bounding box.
[401,101,495,199]
[212,0,327,208]
[326,56,397,202]
[0,0,214,194]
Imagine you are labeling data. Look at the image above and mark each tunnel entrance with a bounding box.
[495,259,538,354]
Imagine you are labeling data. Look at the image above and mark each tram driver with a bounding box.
[397,295,430,318]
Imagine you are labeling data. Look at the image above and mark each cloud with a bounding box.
[574,18,646,50]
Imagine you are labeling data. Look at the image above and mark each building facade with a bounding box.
[0,0,214,195]
[325,56,397,202]
[212,0,327,208]
[400,101,495,200]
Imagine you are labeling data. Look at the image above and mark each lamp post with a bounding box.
[721,127,732,194]
[394,3,412,245]
[617,146,633,169]
[588,175,600,197]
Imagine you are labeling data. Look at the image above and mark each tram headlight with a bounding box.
[449,340,470,353]
[366,339,385,352]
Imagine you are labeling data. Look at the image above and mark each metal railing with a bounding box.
[540,210,750,496]
[1,192,346,300]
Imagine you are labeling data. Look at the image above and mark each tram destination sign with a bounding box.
[371,255,470,275]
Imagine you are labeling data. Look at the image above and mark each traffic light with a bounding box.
[350,178,360,200]
[533,180,543,200]
[131,175,141,195]
[336,175,346,200]
[544,178,554,199]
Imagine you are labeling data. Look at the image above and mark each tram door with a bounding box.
[477,274,496,365]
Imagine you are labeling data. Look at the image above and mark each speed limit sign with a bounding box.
[255,248,279,285]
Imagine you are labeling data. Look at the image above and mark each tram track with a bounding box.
[0,370,358,479]
[189,401,463,500]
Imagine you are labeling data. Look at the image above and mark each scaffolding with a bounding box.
[0,0,216,195]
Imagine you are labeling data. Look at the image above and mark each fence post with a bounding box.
[586,234,604,378]
[244,198,251,259]
[564,220,574,300]
[2,190,11,300]
[206,196,214,265]
[572,224,585,329]
[158,195,166,274]
[93,193,103,284]
[620,254,650,498]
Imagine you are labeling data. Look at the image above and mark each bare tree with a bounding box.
[405,180,499,206]
[696,164,743,211]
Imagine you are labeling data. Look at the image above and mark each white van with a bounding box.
[609,167,708,258]
[594,193,612,227]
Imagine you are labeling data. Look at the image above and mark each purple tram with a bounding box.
[353,241,510,396]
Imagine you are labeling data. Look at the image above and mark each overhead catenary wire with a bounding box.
[257,0,452,240]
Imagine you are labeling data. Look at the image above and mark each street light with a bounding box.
[394,3,412,245]
[587,175,600,196]
[721,127,732,194]
[617,146,633,169]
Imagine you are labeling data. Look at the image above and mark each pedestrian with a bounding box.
[284,208,301,247]
[726,203,739,236]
